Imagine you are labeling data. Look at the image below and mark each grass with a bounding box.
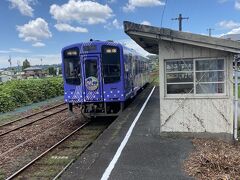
[67,140,89,148]
[0,170,5,180]
[150,70,159,86]
[30,166,63,177]
[0,114,15,125]
[42,155,70,165]
[235,85,240,98]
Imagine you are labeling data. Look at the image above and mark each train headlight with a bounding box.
[106,49,112,53]
[111,48,117,53]
[105,48,117,53]
[66,51,78,56]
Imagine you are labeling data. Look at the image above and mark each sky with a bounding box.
[1,0,240,68]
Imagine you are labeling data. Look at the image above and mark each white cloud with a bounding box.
[141,20,151,26]
[8,0,34,17]
[0,55,11,68]
[123,0,164,12]
[104,23,112,30]
[32,42,45,47]
[220,27,240,40]
[0,50,11,54]
[50,0,113,25]
[226,27,240,34]
[0,48,30,54]
[218,20,240,29]
[0,53,61,68]
[117,39,150,57]
[104,19,123,30]
[16,18,52,46]
[112,19,123,29]
[10,48,30,53]
[54,23,88,33]
[235,0,240,9]
[33,53,61,65]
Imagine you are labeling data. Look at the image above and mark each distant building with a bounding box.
[23,67,45,78]
[15,72,25,80]
[0,75,12,83]
[0,70,14,76]
[0,70,14,82]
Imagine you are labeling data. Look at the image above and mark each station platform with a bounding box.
[60,85,193,180]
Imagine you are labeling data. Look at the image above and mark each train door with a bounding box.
[82,55,103,102]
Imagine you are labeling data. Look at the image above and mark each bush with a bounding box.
[0,77,63,113]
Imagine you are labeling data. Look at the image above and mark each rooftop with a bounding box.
[124,21,240,54]
[24,67,42,71]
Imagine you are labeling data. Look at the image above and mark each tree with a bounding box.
[22,59,30,70]
[147,55,159,63]
[59,68,62,75]
[48,67,57,76]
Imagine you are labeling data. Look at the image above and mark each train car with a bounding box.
[62,40,149,117]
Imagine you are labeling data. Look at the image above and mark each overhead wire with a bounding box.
[160,0,168,28]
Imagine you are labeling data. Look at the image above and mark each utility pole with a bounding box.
[8,56,12,68]
[171,13,189,31]
[207,28,214,37]
[17,60,21,72]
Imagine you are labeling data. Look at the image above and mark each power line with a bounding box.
[160,0,168,28]
[171,13,189,31]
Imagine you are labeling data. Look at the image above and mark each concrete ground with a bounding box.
[60,86,193,180]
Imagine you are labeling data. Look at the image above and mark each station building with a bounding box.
[124,21,240,137]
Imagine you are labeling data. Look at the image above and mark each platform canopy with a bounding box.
[123,21,240,55]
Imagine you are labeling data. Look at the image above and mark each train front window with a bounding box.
[85,60,97,78]
[64,58,81,85]
[102,45,121,84]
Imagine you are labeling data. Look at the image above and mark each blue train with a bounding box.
[62,40,150,117]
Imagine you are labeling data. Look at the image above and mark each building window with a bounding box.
[166,59,194,94]
[165,58,225,96]
[195,59,224,94]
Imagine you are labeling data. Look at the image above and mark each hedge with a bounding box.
[0,77,63,113]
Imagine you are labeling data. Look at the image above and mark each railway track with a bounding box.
[0,102,67,136]
[0,82,155,179]
[5,118,113,180]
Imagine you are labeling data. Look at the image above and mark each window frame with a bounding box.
[85,59,98,78]
[164,57,227,98]
[101,45,121,84]
[63,57,81,85]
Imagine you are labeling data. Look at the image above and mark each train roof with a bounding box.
[62,40,147,58]
[62,40,121,50]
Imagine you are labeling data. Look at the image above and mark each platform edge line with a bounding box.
[100,86,156,180]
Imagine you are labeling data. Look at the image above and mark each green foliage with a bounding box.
[48,67,57,76]
[0,77,63,113]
